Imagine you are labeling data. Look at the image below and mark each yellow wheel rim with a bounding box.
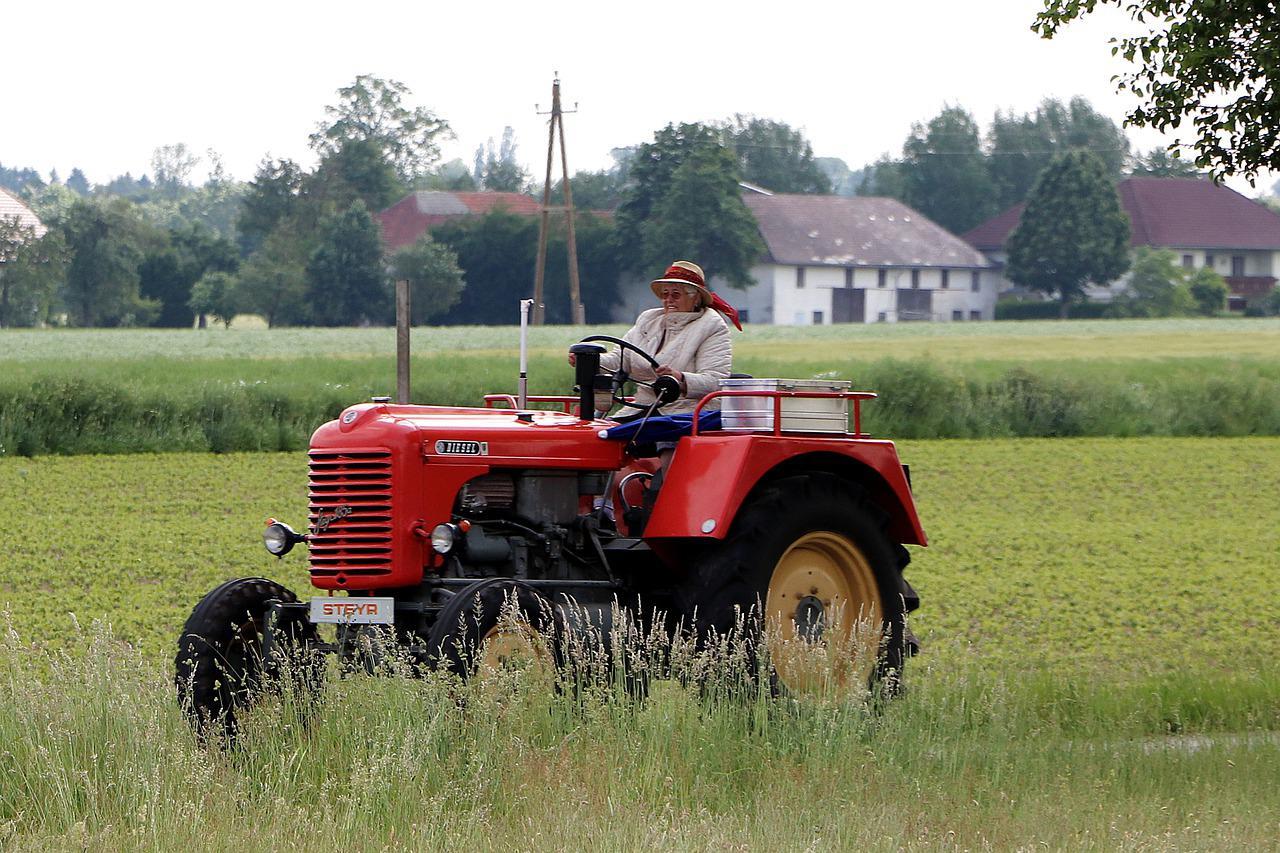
[765,531,883,695]
[478,620,550,680]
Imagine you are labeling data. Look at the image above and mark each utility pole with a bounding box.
[532,74,584,325]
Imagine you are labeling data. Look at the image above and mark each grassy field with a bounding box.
[1,438,1277,847]
[2,318,1280,454]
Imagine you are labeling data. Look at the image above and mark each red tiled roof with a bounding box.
[377,191,539,252]
[743,193,990,268]
[964,177,1280,251]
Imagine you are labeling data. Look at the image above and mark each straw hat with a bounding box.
[650,260,710,305]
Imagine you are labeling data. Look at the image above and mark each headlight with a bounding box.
[431,523,458,554]
[263,519,302,557]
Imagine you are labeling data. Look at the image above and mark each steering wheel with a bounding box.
[577,335,682,414]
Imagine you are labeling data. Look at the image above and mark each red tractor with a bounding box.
[175,337,925,739]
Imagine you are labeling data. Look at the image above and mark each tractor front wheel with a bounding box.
[673,474,911,698]
[427,578,557,683]
[174,577,320,744]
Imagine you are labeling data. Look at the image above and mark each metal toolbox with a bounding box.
[718,378,852,434]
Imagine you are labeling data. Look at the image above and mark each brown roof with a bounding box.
[377,191,540,251]
[743,193,990,269]
[0,188,46,239]
[964,177,1280,252]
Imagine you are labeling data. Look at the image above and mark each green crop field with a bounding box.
[1,437,1277,848]
[1,438,1277,847]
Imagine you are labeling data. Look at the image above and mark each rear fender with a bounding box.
[644,436,926,547]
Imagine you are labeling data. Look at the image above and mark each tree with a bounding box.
[141,223,239,327]
[988,97,1129,209]
[0,219,66,327]
[639,144,765,288]
[1109,247,1195,317]
[721,115,830,194]
[1186,266,1228,315]
[151,144,200,195]
[1005,150,1131,318]
[61,198,163,326]
[237,158,306,254]
[433,209,538,325]
[474,127,528,192]
[1034,0,1280,180]
[422,159,478,191]
[616,122,763,284]
[0,163,44,194]
[1130,147,1204,177]
[309,75,451,184]
[66,169,90,196]
[858,155,909,199]
[814,157,863,196]
[188,271,241,328]
[899,106,997,233]
[305,201,387,326]
[314,138,403,211]
[387,234,465,324]
[234,223,310,327]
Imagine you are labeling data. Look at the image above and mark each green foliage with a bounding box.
[309,74,451,184]
[473,126,528,192]
[388,234,465,324]
[237,158,305,254]
[1187,265,1229,315]
[900,105,997,233]
[314,138,404,212]
[305,201,387,327]
[616,122,764,285]
[814,156,862,196]
[1131,146,1205,177]
[0,219,65,327]
[139,224,239,328]
[988,97,1130,209]
[187,271,240,328]
[1108,247,1196,317]
[420,158,478,191]
[640,144,764,288]
[858,154,908,199]
[233,223,310,327]
[65,168,90,196]
[60,198,164,327]
[995,300,1112,320]
[1005,150,1131,316]
[720,115,830,194]
[150,143,200,196]
[1034,0,1280,180]
[0,162,44,193]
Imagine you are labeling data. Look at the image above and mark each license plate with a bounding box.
[309,597,395,625]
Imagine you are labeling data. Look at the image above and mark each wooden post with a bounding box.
[531,75,584,325]
[396,279,411,404]
[558,108,584,325]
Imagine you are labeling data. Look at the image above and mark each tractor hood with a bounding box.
[311,402,627,470]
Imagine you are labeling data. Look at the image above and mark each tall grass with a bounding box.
[1,621,1276,850]
[2,356,1278,455]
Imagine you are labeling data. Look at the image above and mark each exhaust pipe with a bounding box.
[569,343,605,420]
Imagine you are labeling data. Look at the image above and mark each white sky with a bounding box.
[5,0,1275,197]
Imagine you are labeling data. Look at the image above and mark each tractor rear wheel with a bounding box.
[428,578,557,683]
[673,474,910,698]
[174,577,320,744]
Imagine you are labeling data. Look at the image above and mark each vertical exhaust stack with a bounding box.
[569,343,605,420]
[518,299,533,409]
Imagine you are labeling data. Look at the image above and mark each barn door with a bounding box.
[832,288,865,323]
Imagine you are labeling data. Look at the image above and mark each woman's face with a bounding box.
[659,285,699,313]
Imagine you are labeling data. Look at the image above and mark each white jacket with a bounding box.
[598,307,732,415]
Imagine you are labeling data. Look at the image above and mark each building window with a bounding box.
[877,269,887,288]
[1205,254,1215,268]
[941,269,950,289]
[738,309,750,324]
[796,267,805,288]
[911,269,920,289]
[1232,256,1245,277]
[1182,254,1194,269]
[844,267,854,288]
[812,311,824,325]
[877,311,887,322]
[971,270,980,292]
[970,310,981,321]
[952,310,963,321]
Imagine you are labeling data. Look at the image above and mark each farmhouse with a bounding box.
[611,191,996,325]
[965,177,1280,308]
[377,190,540,252]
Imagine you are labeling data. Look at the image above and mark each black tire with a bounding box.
[427,578,557,680]
[174,577,319,744]
[672,474,912,698]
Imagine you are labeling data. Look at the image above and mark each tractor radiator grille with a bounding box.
[308,449,393,580]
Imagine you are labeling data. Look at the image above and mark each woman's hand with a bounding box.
[568,353,576,366]
[655,365,686,392]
